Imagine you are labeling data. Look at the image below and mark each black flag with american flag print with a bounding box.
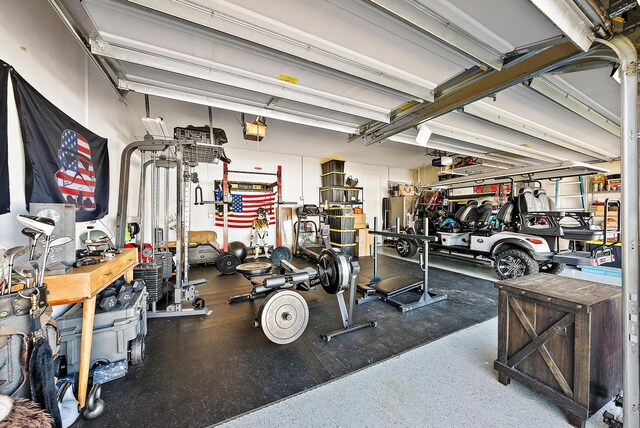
[11,70,109,221]
[0,60,9,215]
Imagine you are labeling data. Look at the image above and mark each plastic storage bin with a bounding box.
[331,242,356,256]
[329,215,355,230]
[330,229,355,245]
[321,171,345,186]
[326,206,352,216]
[321,159,345,174]
[344,188,361,202]
[57,289,148,374]
[320,187,345,203]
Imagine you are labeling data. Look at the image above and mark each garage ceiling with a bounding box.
[52,0,633,169]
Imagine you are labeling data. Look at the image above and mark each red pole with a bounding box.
[223,162,229,252]
[276,165,282,247]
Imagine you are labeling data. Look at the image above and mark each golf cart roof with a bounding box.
[427,161,609,189]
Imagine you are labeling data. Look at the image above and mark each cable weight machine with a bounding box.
[116,135,228,317]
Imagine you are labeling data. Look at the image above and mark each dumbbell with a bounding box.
[98,288,117,311]
[131,279,145,293]
[115,284,133,305]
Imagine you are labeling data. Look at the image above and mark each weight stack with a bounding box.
[153,251,173,279]
[133,263,163,304]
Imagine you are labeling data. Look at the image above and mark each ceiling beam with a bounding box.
[125,0,436,100]
[361,41,582,145]
[462,101,617,160]
[387,134,534,166]
[526,76,621,136]
[119,78,360,134]
[91,37,391,122]
[407,121,569,163]
[529,0,595,52]
[362,0,503,70]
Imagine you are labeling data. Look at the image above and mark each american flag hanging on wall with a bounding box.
[214,190,276,228]
[10,69,109,221]
[55,130,96,211]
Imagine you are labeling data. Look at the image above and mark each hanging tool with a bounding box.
[192,172,204,205]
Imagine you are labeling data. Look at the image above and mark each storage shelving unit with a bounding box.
[320,160,362,256]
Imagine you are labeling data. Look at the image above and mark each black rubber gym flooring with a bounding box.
[75,254,497,428]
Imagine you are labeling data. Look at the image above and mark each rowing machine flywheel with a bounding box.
[317,248,350,295]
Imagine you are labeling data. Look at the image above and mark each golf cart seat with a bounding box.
[517,187,563,237]
[474,201,494,226]
[453,200,479,231]
[534,188,604,241]
[495,198,516,230]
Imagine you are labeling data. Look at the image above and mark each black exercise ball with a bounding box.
[228,241,248,262]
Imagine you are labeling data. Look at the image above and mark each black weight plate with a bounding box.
[317,248,350,295]
[216,252,241,275]
[236,262,272,276]
[270,246,293,267]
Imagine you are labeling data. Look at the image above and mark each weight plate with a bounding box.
[216,252,242,275]
[317,248,350,295]
[258,290,309,345]
[236,262,272,276]
[270,246,293,267]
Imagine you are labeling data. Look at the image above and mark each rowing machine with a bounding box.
[231,248,376,344]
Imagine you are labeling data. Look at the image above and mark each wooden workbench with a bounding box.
[45,247,138,408]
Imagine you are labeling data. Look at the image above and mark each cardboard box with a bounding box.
[594,205,618,217]
[398,185,415,196]
[355,228,370,257]
[354,213,367,229]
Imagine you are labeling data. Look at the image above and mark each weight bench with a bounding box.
[358,217,447,313]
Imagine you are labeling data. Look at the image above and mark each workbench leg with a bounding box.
[125,267,134,283]
[78,296,96,408]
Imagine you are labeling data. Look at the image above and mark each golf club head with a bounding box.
[13,263,36,278]
[50,236,73,248]
[21,227,43,241]
[17,215,55,236]
[4,246,29,261]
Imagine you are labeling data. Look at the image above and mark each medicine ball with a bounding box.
[228,241,248,262]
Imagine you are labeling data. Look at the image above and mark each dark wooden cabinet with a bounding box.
[494,274,621,427]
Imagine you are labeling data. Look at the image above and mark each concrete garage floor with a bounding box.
[219,247,621,428]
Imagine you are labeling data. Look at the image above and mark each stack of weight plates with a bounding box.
[133,263,163,304]
[153,251,173,279]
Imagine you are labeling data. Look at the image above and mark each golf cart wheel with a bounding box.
[396,239,417,258]
[494,249,539,279]
[539,262,565,275]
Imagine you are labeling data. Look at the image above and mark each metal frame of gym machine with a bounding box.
[357,217,447,313]
[116,135,222,318]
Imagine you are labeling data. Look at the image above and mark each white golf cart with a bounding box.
[395,162,619,279]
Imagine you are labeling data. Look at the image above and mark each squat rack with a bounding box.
[211,163,284,252]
